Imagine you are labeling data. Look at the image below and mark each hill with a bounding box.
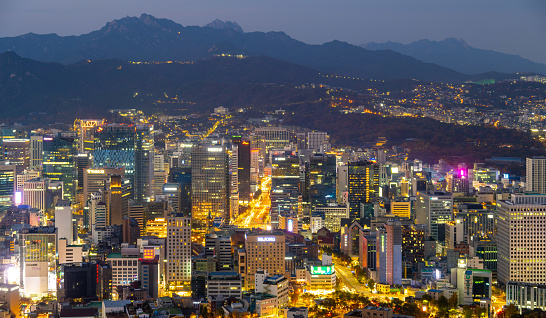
[364,38,546,75]
[0,14,470,82]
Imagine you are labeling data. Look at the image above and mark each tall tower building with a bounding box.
[347,161,380,220]
[498,193,546,285]
[30,135,43,168]
[232,136,251,203]
[42,136,77,201]
[415,191,453,241]
[306,131,328,150]
[305,153,336,207]
[19,227,57,297]
[191,143,229,235]
[526,157,546,193]
[55,200,74,245]
[2,139,30,174]
[376,218,402,286]
[228,144,239,220]
[0,164,16,206]
[165,216,191,289]
[270,151,301,229]
[134,125,154,203]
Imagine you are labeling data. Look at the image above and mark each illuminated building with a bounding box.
[228,144,239,219]
[162,183,181,213]
[447,169,470,195]
[451,267,492,306]
[347,161,380,220]
[83,167,124,203]
[415,191,453,241]
[18,226,57,297]
[255,269,289,308]
[250,149,259,193]
[89,193,107,231]
[305,153,336,208]
[526,157,546,193]
[23,178,63,215]
[472,163,499,186]
[99,175,131,225]
[316,204,349,233]
[207,272,242,299]
[0,164,16,206]
[279,213,298,234]
[128,204,144,234]
[16,168,41,191]
[168,167,192,215]
[232,136,251,202]
[256,127,291,153]
[29,135,43,168]
[376,218,402,285]
[2,139,30,174]
[0,284,21,318]
[507,282,546,312]
[270,151,301,229]
[390,201,411,219]
[191,143,229,234]
[243,232,286,290]
[75,153,91,205]
[205,233,232,271]
[58,238,83,264]
[145,218,167,238]
[55,200,74,245]
[498,193,546,285]
[455,204,496,239]
[42,136,77,201]
[445,220,464,250]
[78,119,104,152]
[306,131,328,150]
[360,231,376,271]
[134,125,154,203]
[106,253,140,288]
[165,216,192,289]
[305,264,336,291]
[340,220,363,257]
[401,224,435,279]
[153,154,168,196]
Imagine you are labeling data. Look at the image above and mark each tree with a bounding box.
[421,294,433,303]
[368,278,375,291]
[462,305,473,318]
[473,306,485,318]
[448,292,459,310]
[437,295,450,318]
[504,304,518,318]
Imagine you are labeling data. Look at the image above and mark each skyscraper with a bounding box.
[376,218,402,286]
[191,143,229,235]
[306,153,336,207]
[270,151,301,229]
[415,191,453,241]
[498,193,546,285]
[232,136,251,203]
[347,161,380,220]
[134,125,154,203]
[0,164,16,206]
[2,139,30,174]
[165,216,192,289]
[526,157,546,193]
[42,136,77,202]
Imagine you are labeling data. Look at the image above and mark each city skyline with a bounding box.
[0,0,545,64]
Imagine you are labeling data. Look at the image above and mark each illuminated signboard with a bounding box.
[14,192,22,205]
[287,219,293,233]
[143,248,156,260]
[310,265,334,275]
[257,237,276,242]
[163,187,178,192]
[87,169,105,174]
[208,148,223,152]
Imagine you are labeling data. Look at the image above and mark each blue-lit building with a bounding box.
[305,153,336,208]
[42,136,77,201]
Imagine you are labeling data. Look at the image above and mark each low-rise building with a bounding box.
[206,272,242,299]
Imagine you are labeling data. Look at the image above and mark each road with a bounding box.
[233,176,272,229]
[335,261,369,294]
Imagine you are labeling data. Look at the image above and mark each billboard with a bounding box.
[310,265,334,275]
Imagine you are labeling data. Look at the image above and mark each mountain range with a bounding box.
[363,38,546,75]
[0,13,508,83]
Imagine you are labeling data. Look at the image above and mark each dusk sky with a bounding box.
[1,0,545,64]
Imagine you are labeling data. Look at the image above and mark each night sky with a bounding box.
[1,0,545,64]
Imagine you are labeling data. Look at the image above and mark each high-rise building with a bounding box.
[23,178,51,212]
[305,154,336,208]
[75,153,91,205]
[29,135,43,168]
[138,259,159,299]
[347,161,380,220]
[270,151,301,229]
[122,217,140,244]
[18,227,57,297]
[83,167,125,203]
[316,205,349,233]
[232,136,251,202]
[94,124,153,203]
[415,191,453,241]
[77,119,104,152]
[42,136,77,201]
[55,200,74,245]
[2,139,30,174]
[0,164,16,206]
[306,131,328,150]
[376,219,402,286]
[205,233,232,271]
[244,232,286,290]
[498,193,546,285]
[165,216,192,289]
[228,144,239,220]
[526,157,546,193]
[191,143,229,235]
[168,167,192,215]
[102,175,131,225]
[256,127,291,153]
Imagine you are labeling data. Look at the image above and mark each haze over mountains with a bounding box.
[0,14,538,83]
[364,38,546,75]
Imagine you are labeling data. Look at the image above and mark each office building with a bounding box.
[206,272,242,299]
[0,284,20,318]
[134,125,154,203]
[191,143,229,235]
[165,216,192,289]
[376,219,402,285]
[138,259,159,299]
[83,167,125,203]
[30,135,43,168]
[232,136,251,202]
[55,200,74,245]
[451,267,492,306]
[228,144,239,219]
[526,157,546,193]
[244,232,286,289]
[390,201,411,219]
[256,127,291,153]
[42,136,77,201]
[498,193,546,284]
[60,263,97,301]
[19,227,57,297]
[168,167,192,215]
[316,205,349,233]
[307,131,328,150]
[58,238,83,264]
[205,233,232,271]
[2,139,30,174]
[347,161,380,220]
[415,191,453,241]
[255,270,290,308]
[507,282,546,312]
[337,165,349,204]
[78,119,104,152]
[23,178,63,215]
[0,164,16,206]
[455,204,496,239]
[123,217,140,245]
[270,151,301,229]
[305,264,336,291]
[106,253,139,288]
[16,168,41,191]
[305,153,336,207]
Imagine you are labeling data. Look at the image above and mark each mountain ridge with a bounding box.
[363,38,546,75]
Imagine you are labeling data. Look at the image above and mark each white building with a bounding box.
[316,205,349,233]
[165,216,191,287]
[106,253,139,288]
[58,238,83,264]
[415,191,453,240]
[255,270,290,309]
[526,157,546,193]
[55,200,73,245]
[498,193,546,285]
[310,216,324,233]
[306,131,327,150]
[206,272,242,299]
